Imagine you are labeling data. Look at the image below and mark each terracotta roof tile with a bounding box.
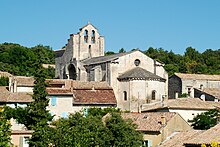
[71,81,112,89]
[12,130,34,134]
[142,98,220,112]
[46,88,72,95]
[184,124,220,145]
[118,67,165,81]
[121,112,176,132]
[0,71,12,77]
[203,88,220,99]
[12,76,35,86]
[175,73,220,81]
[159,130,203,147]
[73,89,116,105]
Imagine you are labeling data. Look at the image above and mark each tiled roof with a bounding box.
[184,124,220,145]
[159,130,203,147]
[203,88,220,99]
[42,64,55,69]
[121,112,176,132]
[174,73,220,81]
[118,67,166,81]
[46,88,72,95]
[0,71,12,77]
[54,49,65,58]
[81,52,129,65]
[12,130,34,134]
[0,87,33,103]
[12,76,35,86]
[141,98,220,112]
[71,81,112,89]
[73,89,116,105]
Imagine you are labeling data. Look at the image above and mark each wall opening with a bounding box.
[91,30,95,43]
[84,30,88,43]
[152,90,156,100]
[68,64,77,80]
[123,91,127,101]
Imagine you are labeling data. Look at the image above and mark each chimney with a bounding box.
[161,116,166,126]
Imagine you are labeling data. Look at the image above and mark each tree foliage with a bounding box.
[144,47,220,75]
[0,77,9,86]
[0,43,55,78]
[190,109,219,130]
[0,107,11,147]
[51,108,143,147]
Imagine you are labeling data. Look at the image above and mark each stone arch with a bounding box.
[68,64,77,80]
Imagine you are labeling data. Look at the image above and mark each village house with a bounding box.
[183,124,220,147]
[55,22,168,112]
[121,112,191,147]
[168,73,220,99]
[160,124,220,146]
[141,98,220,123]
[194,88,220,101]
[159,130,203,147]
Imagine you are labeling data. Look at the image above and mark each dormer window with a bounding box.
[84,30,88,43]
[91,30,95,43]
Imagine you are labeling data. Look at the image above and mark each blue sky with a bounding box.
[1,0,220,54]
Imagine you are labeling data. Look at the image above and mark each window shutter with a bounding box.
[19,136,23,147]
[51,97,57,106]
[148,140,152,147]
[62,112,68,118]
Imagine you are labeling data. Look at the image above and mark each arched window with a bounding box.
[91,30,95,43]
[123,91,127,101]
[84,30,88,43]
[68,64,77,80]
[152,90,156,100]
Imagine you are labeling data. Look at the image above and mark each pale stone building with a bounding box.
[55,23,168,112]
[168,73,220,99]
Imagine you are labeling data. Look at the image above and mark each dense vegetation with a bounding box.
[0,43,55,78]
[106,47,220,76]
[190,109,219,130]
[0,77,9,86]
[0,107,11,147]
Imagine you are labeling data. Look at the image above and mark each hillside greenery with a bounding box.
[106,47,220,76]
[0,42,55,78]
[0,43,219,78]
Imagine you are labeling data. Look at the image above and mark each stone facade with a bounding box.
[168,73,220,99]
[55,23,168,112]
[55,22,104,80]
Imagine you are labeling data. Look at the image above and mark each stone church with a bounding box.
[55,22,168,112]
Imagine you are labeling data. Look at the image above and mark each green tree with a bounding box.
[0,107,11,147]
[190,109,219,130]
[51,109,143,147]
[119,48,126,53]
[0,77,9,86]
[105,51,115,56]
[105,112,143,147]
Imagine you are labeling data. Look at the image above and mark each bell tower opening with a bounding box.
[68,64,77,80]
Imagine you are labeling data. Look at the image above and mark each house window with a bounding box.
[200,84,203,90]
[152,90,156,100]
[62,112,68,118]
[123,91,127,101]
[187,88,191,96]
[51,96,57,106]
[142,140,152,147]
[134,59,141,66]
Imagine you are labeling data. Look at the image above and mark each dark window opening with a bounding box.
[152,90,156,100]
[91,30,95,43]
[84,30,88,43]
[68,64,77,80]
[123,91,127,101]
